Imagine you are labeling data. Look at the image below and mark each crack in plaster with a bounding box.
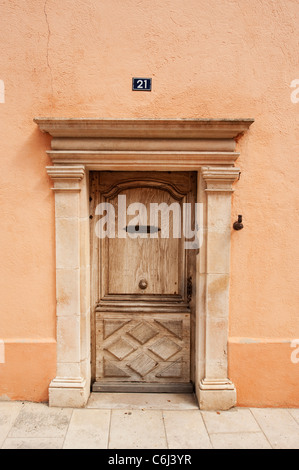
[44,0,54,98]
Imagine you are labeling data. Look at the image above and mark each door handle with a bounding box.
[124,225,161,234]
[139,279,148,290]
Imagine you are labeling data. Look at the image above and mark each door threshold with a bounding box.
[86,391,199,410]
[92,382,194,393]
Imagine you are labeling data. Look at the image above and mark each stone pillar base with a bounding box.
[49,377,89,408]
[197,379,237,410]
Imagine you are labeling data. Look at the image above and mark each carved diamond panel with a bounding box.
[149,337,182,361]
[96,313,190,384]
[128,353,158,377]
[127,321,159,344]
[105,337,136,360]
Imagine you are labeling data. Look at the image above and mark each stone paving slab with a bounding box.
[162,410,212,449]
[2,437,64,449]
[63,409,111,449]
[0,402,24,448]
[109,409,167,449]
[209,432,271,449]
[250,408,299,449]
[201,408,261,434]
[0,397,299,449]
[7,402,72,439]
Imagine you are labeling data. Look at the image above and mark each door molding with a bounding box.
[35,118,254,409]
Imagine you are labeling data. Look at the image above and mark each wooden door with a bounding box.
[90,172,196,392]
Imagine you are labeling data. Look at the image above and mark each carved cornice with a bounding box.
[201,166,241,183]
[201,166,241,192]
[35,118,254,170]
[46,165,85,180]
[34,118,254,140]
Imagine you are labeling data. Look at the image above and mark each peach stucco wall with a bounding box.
[0,0,298,405]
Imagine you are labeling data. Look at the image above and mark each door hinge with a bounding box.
[187,276,192,303]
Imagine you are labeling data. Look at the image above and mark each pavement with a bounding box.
[0,393,299,449]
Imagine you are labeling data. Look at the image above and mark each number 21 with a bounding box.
[137,79,147,89]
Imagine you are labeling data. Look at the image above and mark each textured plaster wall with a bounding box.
[0,0,298,405]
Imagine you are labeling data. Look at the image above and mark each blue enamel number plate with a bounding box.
[132,78,152,91]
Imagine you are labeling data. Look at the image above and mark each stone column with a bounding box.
[46,165,90,407]
[198,166,240,410]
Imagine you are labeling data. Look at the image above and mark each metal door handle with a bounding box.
[125,225,160,234]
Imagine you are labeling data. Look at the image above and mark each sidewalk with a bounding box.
[0,393,299,449]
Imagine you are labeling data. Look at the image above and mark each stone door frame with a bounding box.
[34,118,254,409]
